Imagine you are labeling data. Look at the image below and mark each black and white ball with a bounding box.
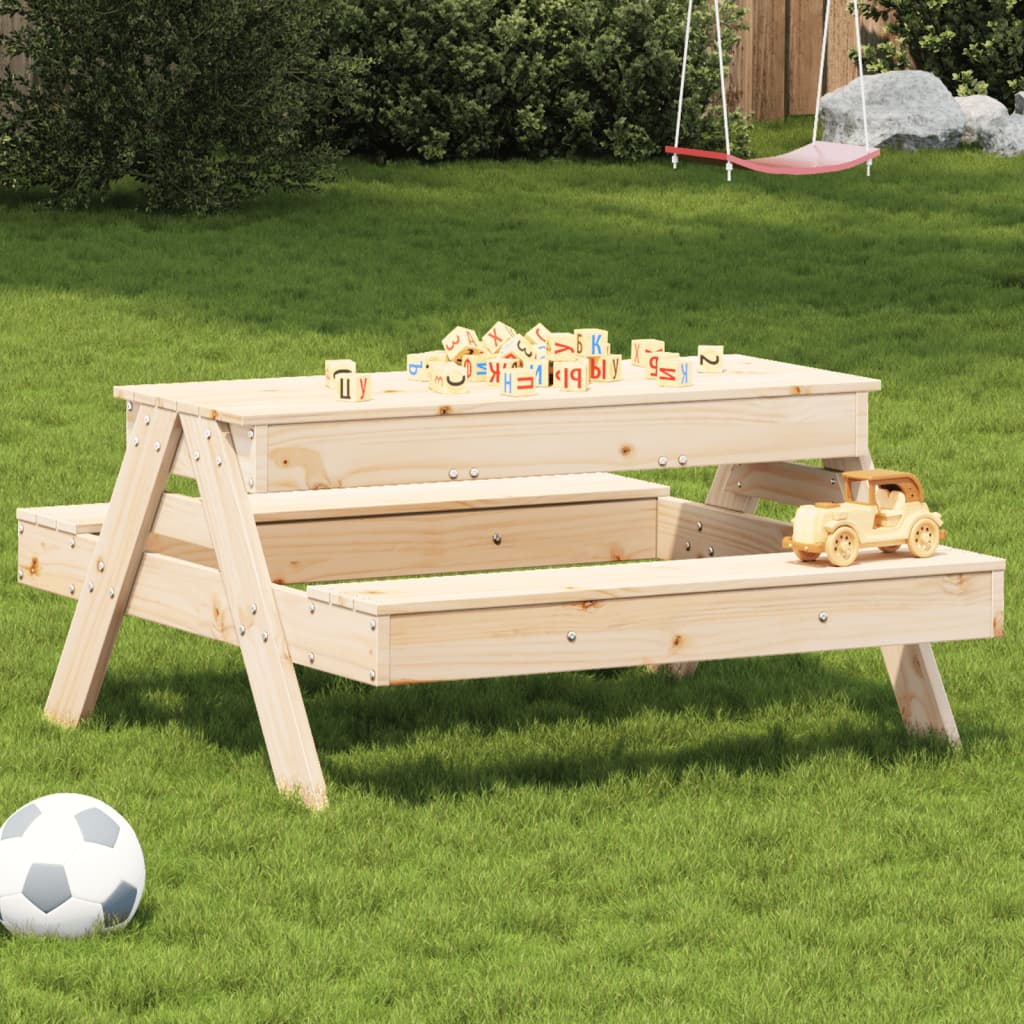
[0,793,145,938]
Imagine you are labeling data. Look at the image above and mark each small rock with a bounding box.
[980,114,1024,157]
[1015,92,1024,115]
[821,70,965,150]
[955,95,1009,145]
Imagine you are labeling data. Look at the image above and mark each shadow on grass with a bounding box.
[92,651,995,803]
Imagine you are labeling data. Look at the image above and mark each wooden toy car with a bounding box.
[782,470,946,567]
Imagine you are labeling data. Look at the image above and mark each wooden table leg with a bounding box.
[180,415,328,809]
[46,405,182,725]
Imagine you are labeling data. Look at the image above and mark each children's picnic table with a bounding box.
[17,355,1004,808]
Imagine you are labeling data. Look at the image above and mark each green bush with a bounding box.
[324,0,751,162]
[0,0,348,212]
[860,0,1023,106]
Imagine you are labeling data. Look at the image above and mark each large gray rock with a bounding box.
[979,114,1024,156]
[955,94,1009,145]
[1015,92,1024,115]
[820,70,965,150]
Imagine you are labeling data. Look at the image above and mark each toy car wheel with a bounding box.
[796,549,820,562]
[907,517,941,558]
[826,526,860,567]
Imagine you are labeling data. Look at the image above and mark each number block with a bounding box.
[552,360,589,391]
[575,328,609,358]
[698,344,725,372]
[441,327,480,361]
[589,354,622,382]
[325,359,356,387]
[429,361,469,394]
[548,333,579,361]
[332,372,373,402]
[656,355,696,387]
[631,339,665,366]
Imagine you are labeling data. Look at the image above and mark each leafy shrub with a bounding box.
[0,0,349,212]
[860,0,1023,106]
[323,0,752,162]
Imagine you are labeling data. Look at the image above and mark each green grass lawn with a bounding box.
[1,122,1021,1022]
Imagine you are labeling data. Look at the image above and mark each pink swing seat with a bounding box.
[664,140,880,176]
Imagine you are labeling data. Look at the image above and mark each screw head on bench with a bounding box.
[819,612,829,623]
[127,401,133,412]
[216,456,223,467]
[470,468,480,478]
[707,546,715,556]
[247,429,255,440]
[239,625,246,636]
[369,620,376,631]
[250,603,257,615]
[97,560,105,572]
[70,537,75,548]
[261,632,268,643]
[18,523,23,534]
[17,568,23,580]
[108,588,114,599]
[69,584,75,594]
[369,670,376,681]
[132,436,139,447]
[204,429,211,440]
[308,653,315,664]
[492,533,502,546]
[678,455,688,465]
[308,603,315,614]
[696,521,703,532]
[154,442,161,452]
[658,456,668,467]
[685,541,692,551]
[567,631,577,642]
[449,469,459,480]
[87,581,94,593]
[144,415,150,426]
[193,450,200,461]
[247,478,254,489]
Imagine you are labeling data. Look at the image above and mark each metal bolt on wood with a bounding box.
[193,451,200,461]
[449,469,459,479]
[696,521,703,531]
[261,632,268,643]
[204,429,211,440]
[97,560,105,572]
[819,612,829,623]
[18,523,23,534]
[239,625,246,636]
[708,546,715,556]
[216,457,223,467]
[369,620,376,631]
[308,653,315,664]
[567,631,577,642]
[308,603,315,614]
[69,584,75,594]
[144,415,151,426]
[659,456,668,467]
[17,568,23,580]
[127,401,133,411]
[132,437,139,447]
[250,603,257,614]
[492,533,502,545]
[70,537,75,548]
[108,588,114,599]
[87,581,94,593]
[247,429,255,440]
[154,442,161,452]
[470,468,480,478]
[369,670,376,681]
[247,478,254,489]
[678,455,688,465]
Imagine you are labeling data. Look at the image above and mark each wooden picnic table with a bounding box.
[17,354,1004,808]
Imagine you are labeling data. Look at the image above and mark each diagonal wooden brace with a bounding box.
[45,405,182,726]
[180,414,328,810]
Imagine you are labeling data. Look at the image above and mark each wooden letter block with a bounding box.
[553,360,589,391]
[631,339,665,366]
[485,357,515,385]
[575,328,609,358]
[657,355,696,387]
[408,350,445,382]
[467,356,493,382]
[507,333,537,362]
[441,326,480,361]
[325,359,356,387]
[589,354,622,382]
[698,344,725,372]
[527,357,550,388]
[548,332,579,361]
[645,351,680,380]
[501,369,537,396]
[332,372,373,402]
[525,323,551,352]
[429,361,469,394]
[481,321,516,355]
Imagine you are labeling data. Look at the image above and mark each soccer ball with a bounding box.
[0,793,145,938]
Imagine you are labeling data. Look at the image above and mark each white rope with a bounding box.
[812,0,832,142]
[671,0,696,170]
[853,0,872,173]
[712,0,732,180]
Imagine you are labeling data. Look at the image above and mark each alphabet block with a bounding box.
[407,351,445,382]
[325,359,356,387]
[466,356,493,383]
[589,354,622,382]
[645,350,680,380]
[481,321,516,355]
[505,333,538,362]
[485,357,517,385]
[631,339,665,366]
[656,355,696,387]
[332,372,373,402]
[698,344,725,372]
[501,368,537,396]
[552,360,589,391]
[525,323,551,352]
[575,328,609,358]
[429,361,469,394]
[441,326,480,362]
[527,355,550,388]
[548,332,579,361]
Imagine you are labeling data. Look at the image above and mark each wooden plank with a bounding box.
[267,393,863,490]
[750,0,787,121]
[384,571,1000,685]
[112,356,881,427]
[712,462,846,507]
[656,496,790,560]
[788,0,825,117]
[18,523,379,684]
[180,414,328,810]
[311,547,1005,616]
[44,406,182,726]
[881,643,960,745]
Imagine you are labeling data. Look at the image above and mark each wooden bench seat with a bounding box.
[17,473,669,584]
[308,548,1005,685]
